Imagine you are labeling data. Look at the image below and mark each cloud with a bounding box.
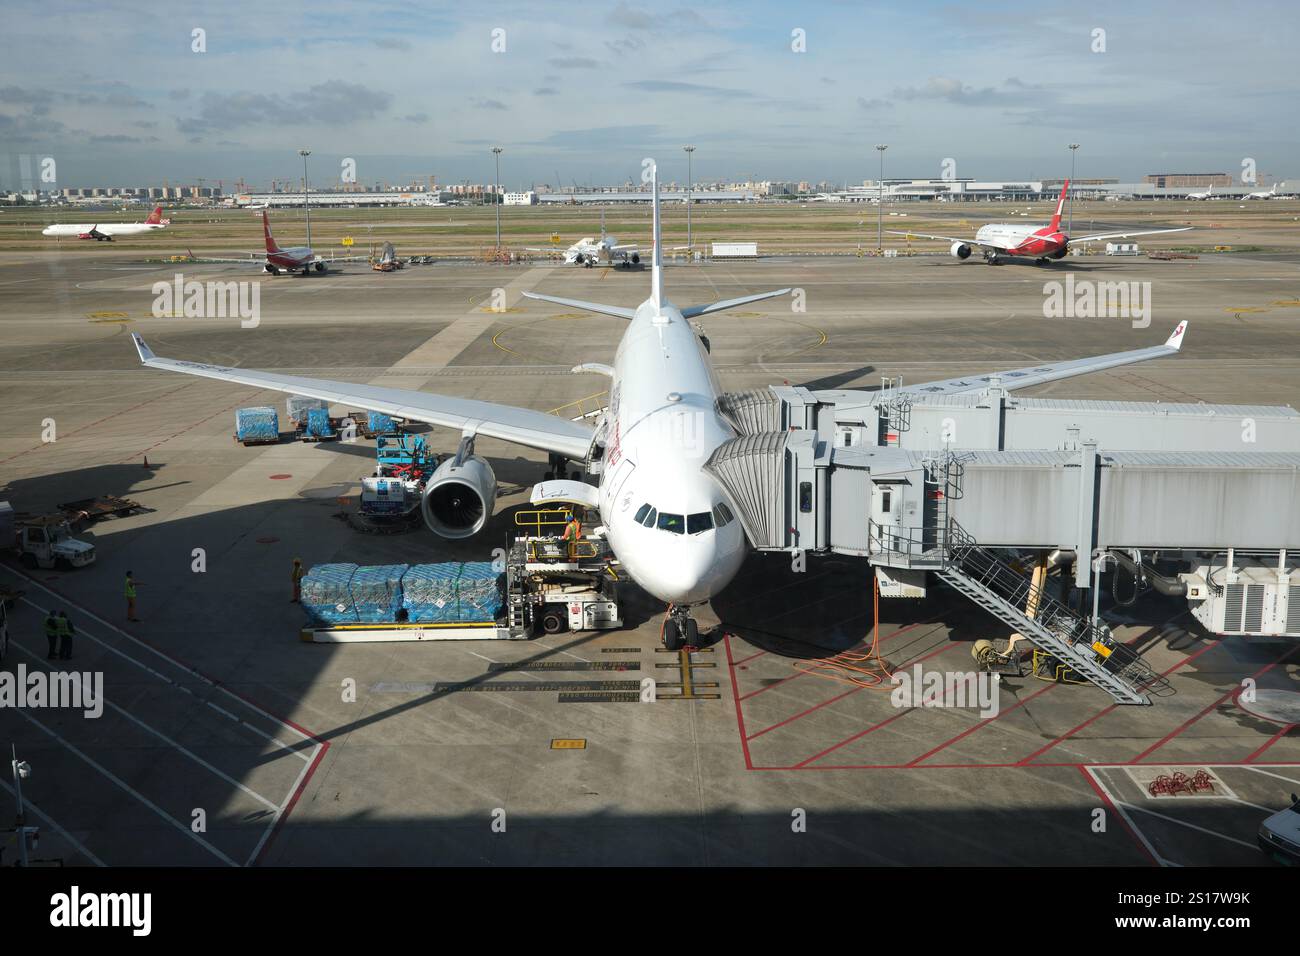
[534,87,558,97]
[891,76,1047,108]
[402,112,429,123]
[471,97,508,111]
[0,86,55,107]
[372,37,411,51]
[857,97,892,111]
[176,81,392,136]
[549,56,600,69]
[622,80,755,98]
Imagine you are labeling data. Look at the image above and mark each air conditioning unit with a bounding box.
[1180,560,1298,636]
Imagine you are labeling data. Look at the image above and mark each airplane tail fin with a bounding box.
[145,205,164,224]
[262,211,281,253]
[1049,179,1069,233]
[650,164,663,312]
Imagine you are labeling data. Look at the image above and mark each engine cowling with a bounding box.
[630,252,640,264]
[421,454,497,539]
[950,241,972,260]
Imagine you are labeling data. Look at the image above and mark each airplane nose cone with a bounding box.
[633,533,744,606]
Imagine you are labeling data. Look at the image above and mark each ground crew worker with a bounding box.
[43,609,60,659]
[561,510,583,560]
[125,570,140,622]
[292,558,306,603]
[57,610,74,661]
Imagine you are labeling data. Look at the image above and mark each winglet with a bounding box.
[1165,320,1188,350]
[131,332,156,363]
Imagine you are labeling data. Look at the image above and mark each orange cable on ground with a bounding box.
[792,567,897,690]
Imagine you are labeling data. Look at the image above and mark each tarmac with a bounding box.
[1,247,1298,866]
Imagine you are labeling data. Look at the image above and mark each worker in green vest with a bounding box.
[125,570,140,622]
[43,609,59,660]
[56,610,74,661]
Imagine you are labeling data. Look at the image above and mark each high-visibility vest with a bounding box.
[55,618,71,638]
[124,578,136,598]
[563,519,581,541]
[44,616,59,637]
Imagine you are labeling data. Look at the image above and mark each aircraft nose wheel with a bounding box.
[662,608,698,650]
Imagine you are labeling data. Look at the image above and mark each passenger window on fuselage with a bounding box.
[634,503,651,524]
[657,512,685,534]
[687,511,713,534]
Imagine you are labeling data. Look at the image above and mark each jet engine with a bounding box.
[950,241,972,260]
[1047,244,1069,260]
[421,451,497,539]
[630,252,640,264]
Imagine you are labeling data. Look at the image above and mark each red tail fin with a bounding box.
[145,205,164,224]
[262,210,281,253]
[1048,179,1069,233]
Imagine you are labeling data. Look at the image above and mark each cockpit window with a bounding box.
[641,507,657,527]
[634,503,652,524]
[656,512,685,534]
[687,511,714,534]
[713,501,736,527]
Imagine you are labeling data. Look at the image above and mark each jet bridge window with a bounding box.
[687,511,714,534]
[657,512,685,534]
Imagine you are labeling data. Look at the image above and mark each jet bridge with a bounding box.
[706,384,1300,704]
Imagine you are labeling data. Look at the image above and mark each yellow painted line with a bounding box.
[87,311,130,320]
[491,329,518,354]
[478,306,524,314]
[786,322,828,357]
[1224,306,1269,314]
[550,739,587,750]
[1270,300,1300,307]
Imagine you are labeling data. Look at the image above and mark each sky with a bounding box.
[2,0,1297,192]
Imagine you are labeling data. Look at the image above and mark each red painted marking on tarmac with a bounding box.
[253,738,330,866]
[269,474,293,480]
[117,388,268,464]
[724,633,755,771]
[1244,724,1297,763]
[0,382,192,466]
[1130,644,1299,764]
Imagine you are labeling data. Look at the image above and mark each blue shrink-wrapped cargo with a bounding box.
[304,407,334,438]
[235,406,279,443]
[300,563,359,626]
[367,412,396,435]
[286,395,329,424]
[349,564,407,624]
[400,562,503,624]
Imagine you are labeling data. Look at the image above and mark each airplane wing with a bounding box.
[609,243,638,252]
[886,230,1012,251]
[896,322,1188,397]
[129,334,593,460]
[1069,226,1192,243]
[317,254,370,263]
[183,249,262,264]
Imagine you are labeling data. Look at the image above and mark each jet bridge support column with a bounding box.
[1075,440,1098,590]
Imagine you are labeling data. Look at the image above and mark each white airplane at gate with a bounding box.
[42,205,169,240]
[128,164,1190,647]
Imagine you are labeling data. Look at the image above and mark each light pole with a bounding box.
[683,145,695,249]
[298,149,312,248]
[10,744,35,867]
[875,144,888,251]
[1067,143,1080,234]
[491,146,503,249]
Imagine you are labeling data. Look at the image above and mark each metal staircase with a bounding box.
[937,522,1162,705]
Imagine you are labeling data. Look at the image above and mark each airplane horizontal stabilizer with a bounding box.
[680,288,792,319]
[521,291,636,320]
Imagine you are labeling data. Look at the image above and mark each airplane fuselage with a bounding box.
[42,222,166,240]
[596,298,746,606]
[975,223,1069,258]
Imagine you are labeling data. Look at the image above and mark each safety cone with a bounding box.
[143,456,151,469]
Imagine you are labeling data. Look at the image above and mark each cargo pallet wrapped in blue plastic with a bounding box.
[304,407,335,439]
[401,562,503,624]
[300,563,360,626]
[349,564,407,624]
[286,395,329,425]
[367,411,396,436]
[235,406,279,444]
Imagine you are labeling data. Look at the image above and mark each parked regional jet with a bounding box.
[890,180,1191,264]
[42,205,169,241]
[128,164,1190,648]
[185,210,366,275]
[530,211,641,268]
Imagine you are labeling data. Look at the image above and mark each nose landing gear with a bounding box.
[661,605,699,650]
